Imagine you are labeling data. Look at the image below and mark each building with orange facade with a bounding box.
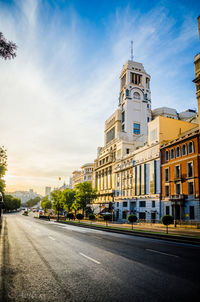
[160,127,200,221]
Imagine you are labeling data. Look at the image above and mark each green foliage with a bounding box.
[161,215,173,234]
[0,146,7,193]
[41,196,52,213]
[161,215,173,226]
[128,214,137,230]
[89,214,95,221]
[62,189,75,212]
[76,213,83,221]
[4,195,21,211]
[51,190,64,213]
[25,196,41,208]
[67,213,74,220]
[103,214,111,226]
[75,182,97,215]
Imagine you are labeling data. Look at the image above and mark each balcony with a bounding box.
[169,194,185,205]
[170,194,185,201]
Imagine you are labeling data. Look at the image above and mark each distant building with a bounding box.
[45,186,51,199]
[152,107,196,122]
[72,163,94,189]
[7,190,42,204]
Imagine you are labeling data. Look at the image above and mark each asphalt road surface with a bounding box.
[0,213,200,302]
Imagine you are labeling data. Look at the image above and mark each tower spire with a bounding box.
[131,40,133,61]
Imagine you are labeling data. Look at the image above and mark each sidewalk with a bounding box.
[77,220,200,238]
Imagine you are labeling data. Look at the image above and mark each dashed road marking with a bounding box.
[146,249,179,258]
[48,236,55,241]
[79,252,101,264]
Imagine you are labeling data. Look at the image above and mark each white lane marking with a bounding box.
[48,236,55,241]
[146,249,179,258]
[79,253,101,264]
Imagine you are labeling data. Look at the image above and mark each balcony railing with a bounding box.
[170,194,185,201]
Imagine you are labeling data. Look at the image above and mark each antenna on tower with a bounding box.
[131,40,133,61]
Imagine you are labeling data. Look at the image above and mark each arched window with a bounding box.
[133,92,140,99]
[188,142,194,154]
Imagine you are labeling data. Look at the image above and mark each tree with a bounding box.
[0,32,17,60]
[62,189,75,212]
[161,215,173,234]
[103,214,111,226]
[89,213,95,224]
[51,190,64,219]
[71,200,81,216]
[25,196,41,208]
[4,195,21,211]
[41,196,52,213]
[0,146,7,194]
[75,182,97,216]
[67,213,74,220]
[76,213,83,222]
[127,214,137,230]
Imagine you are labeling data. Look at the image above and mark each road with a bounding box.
[0,213,199,302]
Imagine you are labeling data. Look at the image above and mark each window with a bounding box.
[122,111,125,123]
[123,201,127,207]
[187,162,193,177]
[126,148,130,154]
[133,92,140,99]
[122,124,125,132]
[139,212,146,220]
[152,200,155,208]
[133,123,140,134]
[139,201,146,207]
[131,73,142,85]
[165,151,169,161]
[166,206,170,215]
[175,183,181,195]
[188,142,194,154]
[146,77,150,89]
[116,202,119,207]
[106,127,115,144]
[165,168,169,182]
[175,165,180,178]
[171,149,175,159]
[165,185,169,197]
[122,211,127,219]
[182,144,187,155]
[176,146,180,158]
[188,182,194,195]
[189,206,195,219]
[147,117,150,122]
[147,104,150,109]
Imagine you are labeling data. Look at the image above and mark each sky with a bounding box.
[0,0,199,195]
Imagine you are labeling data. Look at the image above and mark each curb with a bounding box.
[53,220,200,246]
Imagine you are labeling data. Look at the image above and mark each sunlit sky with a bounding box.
[0,0,199,195]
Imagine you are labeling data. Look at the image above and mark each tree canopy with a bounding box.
[0,32,17,60]
[25,196,41,208]
[41,196,52,213]
[4,195,21,211]
[62,189,75,212]
[0,146,7,193]
[51,190,64,213]
[75,182,97,215]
